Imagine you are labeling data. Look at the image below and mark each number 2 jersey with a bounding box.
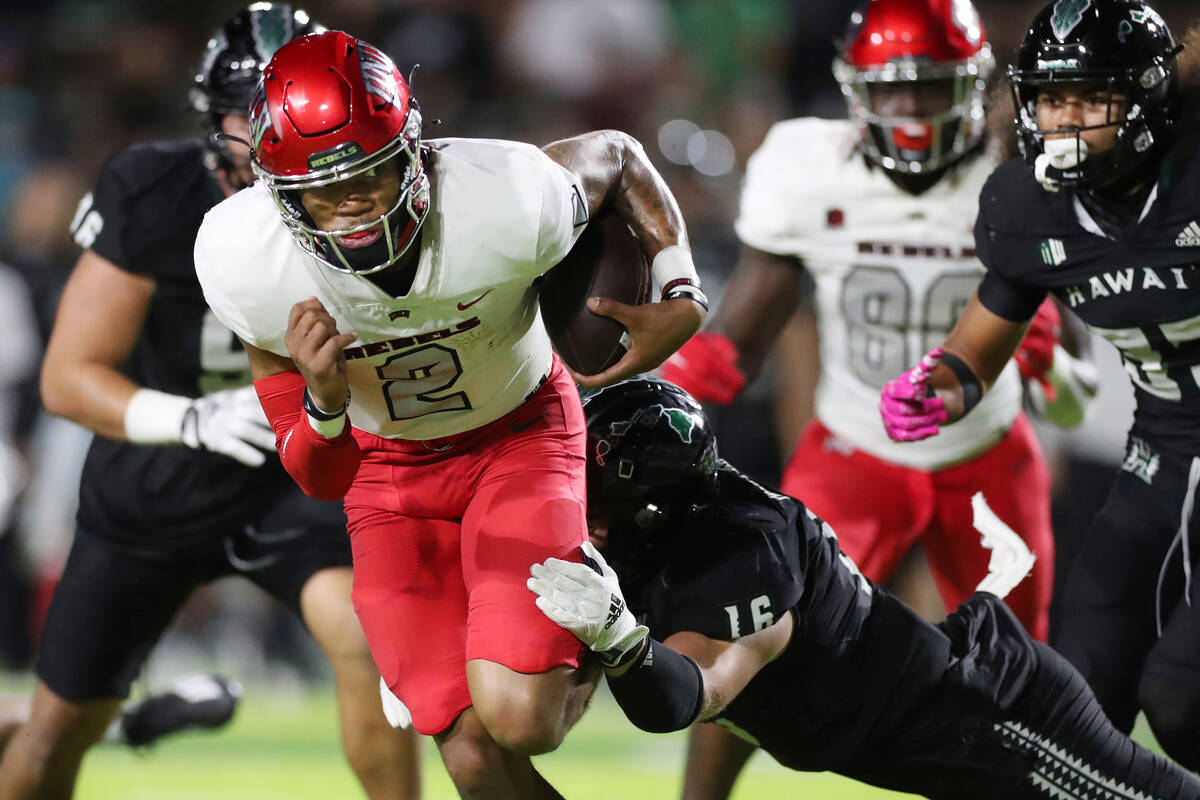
[195,138,587,442]
[631,461,957,769]
[735,118,1022,469]
[976,133,1200,452]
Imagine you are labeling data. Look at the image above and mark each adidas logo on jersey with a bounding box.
[1175,220,1200,247]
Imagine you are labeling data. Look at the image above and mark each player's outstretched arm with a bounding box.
[662,246,805,404]
[42,250,275,466]
[880,292,1028,442]
[542,131,705,388]
[529,543,793,731]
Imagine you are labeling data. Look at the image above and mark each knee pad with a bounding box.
[1139,674,1200,770]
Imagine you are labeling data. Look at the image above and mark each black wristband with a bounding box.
[302,388,347,421]
[940,352,982,414]
[607,638,704,734]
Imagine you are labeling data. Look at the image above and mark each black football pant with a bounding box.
[1053,433,1200,770]
[842,594,1200,800]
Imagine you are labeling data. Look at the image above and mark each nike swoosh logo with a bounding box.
[511,412,550,433]
[457,290,493,311]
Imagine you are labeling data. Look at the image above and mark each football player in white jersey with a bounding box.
[661,1,1093,796]
[194,30,706,799]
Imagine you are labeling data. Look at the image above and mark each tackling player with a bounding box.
[660,1,1094,793]
[880,0,1200,770]
[193,29,706,799]
[0,7,421,799]
[530,377,1200,800]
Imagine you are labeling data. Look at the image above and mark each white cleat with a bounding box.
[972,492,1037,600]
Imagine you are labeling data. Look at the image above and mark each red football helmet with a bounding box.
[833,0,994,174]
[249,30,428,274]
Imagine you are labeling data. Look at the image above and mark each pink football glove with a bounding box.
[660,331,747,405]
[880,348,949,442]
[1014,298,1061,401]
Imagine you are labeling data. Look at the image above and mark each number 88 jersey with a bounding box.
[736,118,1021,469]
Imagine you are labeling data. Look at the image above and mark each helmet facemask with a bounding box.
[1010,64,1176,192]
[259,107,430,276]
[835,50,994,174]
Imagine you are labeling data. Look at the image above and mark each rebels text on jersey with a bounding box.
[196,138,587,442]
[630,463,947,768]
[68,140,314,547]
[736,119,1021,470]
[976,133,1200,448]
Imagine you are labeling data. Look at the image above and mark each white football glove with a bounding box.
[528,541,649,669]
[378,677,412,729]
[972,492,1037,600]
[180,386,277,467]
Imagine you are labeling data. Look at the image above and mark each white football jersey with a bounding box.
[196,138,587,441]
[736,118,1021,470]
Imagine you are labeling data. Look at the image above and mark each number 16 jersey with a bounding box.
[735,118,1021,470]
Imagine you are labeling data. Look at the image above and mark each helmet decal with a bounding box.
[660,406,699,443]
[250,3,293,62]
[1050,0,1093,42]
[950,0,984,46]
[357,42,403,108]
[594,438,612,467]
[248,80,272,150]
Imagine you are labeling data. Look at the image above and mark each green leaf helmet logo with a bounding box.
[658,406,699,443]
[1050,0,1093,42]
[250,4,292,62]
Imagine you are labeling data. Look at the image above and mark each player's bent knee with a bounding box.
[1139,675,1200,769]
[479,706,565,755]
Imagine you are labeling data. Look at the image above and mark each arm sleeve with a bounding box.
[535,154,589,274]
[254,370,361,501]
[607,638,704,733]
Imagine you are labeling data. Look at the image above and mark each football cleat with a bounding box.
[118,672,243,748]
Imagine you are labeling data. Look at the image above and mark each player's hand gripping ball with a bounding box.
[539,213,651,376]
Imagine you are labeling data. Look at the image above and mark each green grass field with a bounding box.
[71,684,922,800]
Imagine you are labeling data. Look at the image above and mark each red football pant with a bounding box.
[782,415,1053,641]
[344,360,587,735]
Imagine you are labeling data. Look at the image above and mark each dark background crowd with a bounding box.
[0,0,1193,683]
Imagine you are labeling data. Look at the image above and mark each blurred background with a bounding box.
[0,0,1193,797]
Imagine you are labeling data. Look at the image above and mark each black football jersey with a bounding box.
[631,463,950,770]
[69,139,333,547]
[975,133,1200,449]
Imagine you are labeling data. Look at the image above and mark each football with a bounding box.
[539,212,652,375]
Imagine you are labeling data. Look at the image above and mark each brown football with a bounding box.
[538,212,652,375]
